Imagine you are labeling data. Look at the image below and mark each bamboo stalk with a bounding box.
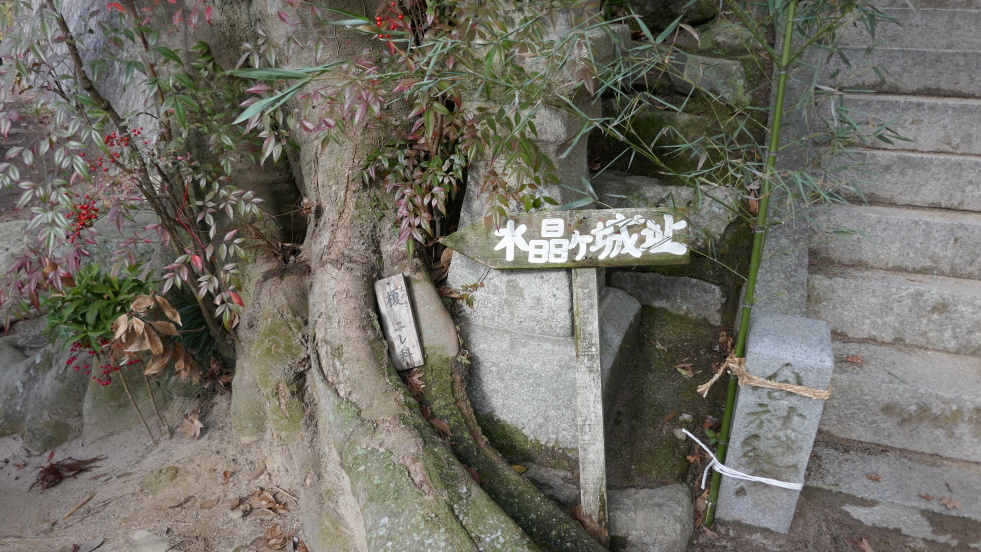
[703,0,798,528]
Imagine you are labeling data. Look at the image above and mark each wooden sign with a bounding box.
[375,274,425,371]
[441,208,690,269]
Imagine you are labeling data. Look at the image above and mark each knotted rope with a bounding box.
[697,354,832,400]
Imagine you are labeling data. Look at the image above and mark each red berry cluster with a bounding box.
[374,2,405,40]
[65,194,99,243]
[65,340,140,386]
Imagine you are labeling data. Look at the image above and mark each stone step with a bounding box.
[809,204,981,279]
[875,0,981,9]
[806,441,981,548]
[827,149,981,212]
[840,8,981,52]
[840,93,981,155]
[806,265,981,356]
[819,341,981,463]
[828,47,981,98]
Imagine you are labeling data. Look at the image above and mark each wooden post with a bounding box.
[375,274,425,371]
[572,267,608,543]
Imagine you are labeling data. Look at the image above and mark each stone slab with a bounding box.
[807,442,981,535]
[840,93,981,156]
[820,341,981,462]
[669,52,751,108]
[807,265,981,356]
[810,204,981,279]
[463,286,640,451]
[838,8,981,51]
[610,272,724,325]
[608,485,694,552]
[829,47,981,98]
[827,149,981,212]
[0,221,28,274]
[748,217,809,318]
[716,312,833,534]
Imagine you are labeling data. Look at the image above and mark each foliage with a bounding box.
[111,292,200,382]
[0,0,263,351]
[42,263,153,353]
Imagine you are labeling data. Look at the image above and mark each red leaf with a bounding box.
[245,84,272,94]
[228,291,244,307]
[107,2,125,13]
[190,254,203,273]
[204,6,213,24]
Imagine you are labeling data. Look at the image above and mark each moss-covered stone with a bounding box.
[475,413,578,473]
[605,307,728,487]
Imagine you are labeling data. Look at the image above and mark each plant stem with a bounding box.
[704,0,798,528]
[119,371,158,446]
[143,373,171,438]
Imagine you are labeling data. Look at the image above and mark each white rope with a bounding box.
[682,429,803,491]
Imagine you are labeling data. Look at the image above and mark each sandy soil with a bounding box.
[0,394,306,552]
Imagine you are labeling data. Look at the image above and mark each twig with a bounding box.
[118,372,158,445]
[61,492,96,520]
[273,486,298,502]
[144,372,171,438]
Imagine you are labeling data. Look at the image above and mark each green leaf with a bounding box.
[232,80,307,124]
[654,15,683,44]
[153,46,184,65]
[226,68,311,80]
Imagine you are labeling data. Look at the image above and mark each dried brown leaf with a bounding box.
[463,464,481,484]
[655,340,667,352]
[250,463,267,480]
[296,540,309,552]
[866,473,882,482]
[13,460,26,469]
[939,497,961,510]
[151,320,179,336]
[437,285,461,298]
[405,369,425,400]
[179,413,204,439]
[113,314,128,340]
[144,344,173,376]
[155,295,181,325]
[419,405,432,420]
[919,494,935,501]
[144,327,164,355]
[222,470,232,485]
[675,364,694,378]
[129,316,145,335]
[131,294,154,313]
[857,538,875,552]
[511,464,527,474]
[661,410,677,423]
[199,498,219,509]
[845,355,864,364]
[428,417,453,438]
[695,489,709,514]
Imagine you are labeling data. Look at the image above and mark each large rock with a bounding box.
[631,0,718,30]
[669,52,751,108]
[608,485,694,552]
[0,337,89,450]
[0,220,28,274]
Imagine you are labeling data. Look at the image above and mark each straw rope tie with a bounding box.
[697,354,832,400]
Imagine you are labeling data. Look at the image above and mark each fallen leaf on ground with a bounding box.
[405,369,426,400]
[511,464,527,474]
[463,465,481,484]
[655,340,667,352]
[940,497,961,510]
[224,498,243,509]
[675,364,694,378]
[296,540,309,552]
[919,494,934,501]
[702,526,719,538]
[866,473,882,482]
[845,355,864,364]
[250,462,266,480]
[179,413,204,439]
[686,452,702,464]
[222,470,232,484]
[13,460,26,469]
[31,457,104,491]
[248,488,288,515]
[199,498,219,509]
[256,523,294,550]
[661,410,677,423]
[695,489,709,514]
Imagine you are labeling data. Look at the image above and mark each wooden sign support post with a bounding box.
[443,208,691,540]
[572,267,608,540]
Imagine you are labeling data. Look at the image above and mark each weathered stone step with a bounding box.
[827,149,981,212]
[807,441,981,548]
[810,204,981,279]
[840,8,981,51]
[829,47,981,98]
[840,94,981,155]
[875,0,981,9]
[807,265,981,356]
[819,341,981,463]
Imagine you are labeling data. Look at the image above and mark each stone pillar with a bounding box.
[716,311,833,533]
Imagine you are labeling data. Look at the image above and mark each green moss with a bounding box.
[475,413,577,472]
[606,307,728,487]
[25,419,79,452]
[141,465,180,493]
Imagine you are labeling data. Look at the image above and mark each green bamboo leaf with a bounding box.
[153,46,184,65]
[226,67,311,80]
[233,80,307,124]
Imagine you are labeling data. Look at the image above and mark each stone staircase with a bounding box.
[801,2,981,547]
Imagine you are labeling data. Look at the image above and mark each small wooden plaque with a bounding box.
[375,274,425,371]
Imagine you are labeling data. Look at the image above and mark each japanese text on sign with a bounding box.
[493,213,688,264]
